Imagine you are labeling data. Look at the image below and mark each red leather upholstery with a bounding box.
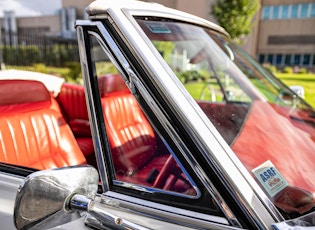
[0,80,86,170]
[98,73,128,96]
[102,91,156,175]
[57,83,90,136]
[0,79,52,114]
[99,74,172,186]
[57,83,93,157]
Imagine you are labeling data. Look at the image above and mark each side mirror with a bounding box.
[14,166,99,230]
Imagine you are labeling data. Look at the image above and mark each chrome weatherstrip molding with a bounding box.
[102,191,233,228]
[76,20,242,227]
[76,23,110,191]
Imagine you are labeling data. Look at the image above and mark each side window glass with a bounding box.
[89,34,197,197]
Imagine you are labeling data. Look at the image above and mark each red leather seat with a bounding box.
[0,80,86,170]
[98,73,129,97]
[102,91,157,176]
[57,83,93,157]
[99,74,158,177]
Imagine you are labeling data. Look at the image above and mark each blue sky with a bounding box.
[0,0,61,17]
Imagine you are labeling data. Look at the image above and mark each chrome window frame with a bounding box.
[76,4,284,226]
[76,20,240,228]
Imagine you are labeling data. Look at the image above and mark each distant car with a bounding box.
[1,0,315,229]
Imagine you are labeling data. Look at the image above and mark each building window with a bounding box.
[258,54,265,63]
[293,54,301,65]
[272,5,280,19]
[300,4,309,18]
[285,54,291,65]
[311,3,315,17]
[281,5,289,19]
[262,6,271,20]
[267,54,274,65]
[302,54,311,66]
[260,53,315,67]
[276,54,283,65]
[262,3,315,20]
[291,4,299,18]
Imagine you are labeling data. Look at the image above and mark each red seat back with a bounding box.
[0,80,86,170]
[100,75,156,175]
[102,92,156,175]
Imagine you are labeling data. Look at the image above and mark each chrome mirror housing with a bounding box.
[14,166,99,230]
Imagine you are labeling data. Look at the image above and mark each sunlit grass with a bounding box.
[184,73,315,109]
[275,73,315,108]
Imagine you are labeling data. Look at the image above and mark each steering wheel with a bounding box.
[153,155,193,193]
[153,155,177,189]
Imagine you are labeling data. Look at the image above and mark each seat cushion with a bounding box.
[0,108,86,170]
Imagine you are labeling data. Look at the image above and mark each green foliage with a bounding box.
[152,41,175,63]
[64,62,82,83]
[2,44,79,67]
[262,63,277,74]
[282,66,293,74]
[95,62,119,76]
[211,0,260,43]
[176,70,207,84]
[33,63,48,73]
[6,64,80,83]
[2,46,42,65]
[298,67,308,74]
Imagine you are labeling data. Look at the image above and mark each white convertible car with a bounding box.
[1,0,315,229]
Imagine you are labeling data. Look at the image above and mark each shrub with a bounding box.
[299,67,308,74]
[33,63,48,73]
[176,70,205,83]
[282,66,293,74]
[2,44,79,67]
[263,63,277,74]
[64,62,82,83]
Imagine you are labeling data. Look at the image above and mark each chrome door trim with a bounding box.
[101,191,237,229]
[107,7,284,226]
[76,20,245,227]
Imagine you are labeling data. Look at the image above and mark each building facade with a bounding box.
[0,0,314,70]
[257,0,315,70]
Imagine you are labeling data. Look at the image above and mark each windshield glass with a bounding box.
[211,34,313,110]
[136,17,315,220]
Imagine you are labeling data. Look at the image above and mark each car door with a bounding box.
[75,9,280,229]
[0,164,29,230]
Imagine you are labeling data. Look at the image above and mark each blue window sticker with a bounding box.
[252,160,289,197]
[146,22,171,34]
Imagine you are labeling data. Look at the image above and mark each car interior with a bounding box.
[1,71,315,219]
[0,79,86,170]
[0,74,195,195]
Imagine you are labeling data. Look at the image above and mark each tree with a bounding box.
[211,0,260,44]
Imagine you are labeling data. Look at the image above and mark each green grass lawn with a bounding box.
[185,73,315,109]
[275,73,315,108]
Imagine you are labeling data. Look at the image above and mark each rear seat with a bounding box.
[56,83,94,158]
[99,74,169,185]
[0,80,86,170]
[55,73,169,185]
